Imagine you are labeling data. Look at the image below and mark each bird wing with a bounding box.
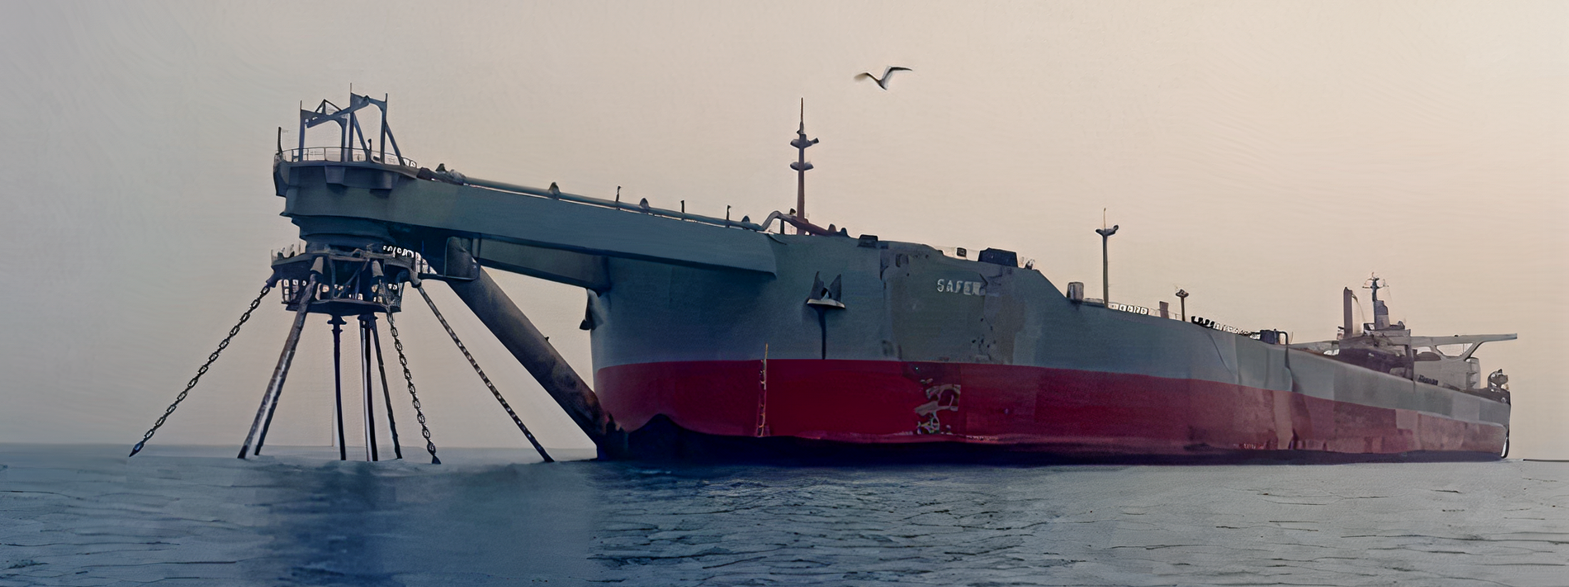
[856,72,876,81]
[885,66,912,76]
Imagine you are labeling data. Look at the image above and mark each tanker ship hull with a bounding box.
[588,236,1509,462]
[268,94,1511,463]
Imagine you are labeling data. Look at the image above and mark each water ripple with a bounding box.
[2,446,1567,585]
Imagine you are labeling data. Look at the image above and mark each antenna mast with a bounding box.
[790,99,819,229]
[1363,274,1391,330]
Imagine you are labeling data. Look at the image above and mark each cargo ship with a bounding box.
[265,94,1515,462]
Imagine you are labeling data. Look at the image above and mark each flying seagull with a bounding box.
[857,66,912,90]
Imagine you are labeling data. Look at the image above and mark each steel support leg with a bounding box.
[239,277,316,459]
[441,239,620,453]
[331,316,347,461]
[359,315,379,462]
[369,317,404,459]
[414,283,553,463]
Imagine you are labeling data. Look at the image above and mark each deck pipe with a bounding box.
[460,176,766,232]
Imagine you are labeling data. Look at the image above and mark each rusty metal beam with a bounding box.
[441,238,624,454]
[239,275,316,459]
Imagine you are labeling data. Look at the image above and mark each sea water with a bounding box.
[1,444,1565,586]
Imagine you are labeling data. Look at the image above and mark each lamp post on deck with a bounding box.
[1176,289,1188,321]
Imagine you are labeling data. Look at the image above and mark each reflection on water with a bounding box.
[2,444,1566,586]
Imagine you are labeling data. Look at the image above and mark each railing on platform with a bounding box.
[278,271,405,311]
[380,245,434,277]
[276,147,417,168]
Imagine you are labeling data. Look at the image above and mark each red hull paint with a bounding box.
[595,360,1505,458]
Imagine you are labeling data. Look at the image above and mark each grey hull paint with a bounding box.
[276,160,1509,436]
[590,236,1505,429]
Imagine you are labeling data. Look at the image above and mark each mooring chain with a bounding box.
[129,283,274,457]
[414,283,555,463]
[385,310,441,464]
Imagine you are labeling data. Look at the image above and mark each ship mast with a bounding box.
[789,99,819,230]
[1364,275,1392,330]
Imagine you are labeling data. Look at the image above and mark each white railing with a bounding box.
[276,147,417,168]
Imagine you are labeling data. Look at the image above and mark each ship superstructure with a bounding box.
[1289,278,1515,403]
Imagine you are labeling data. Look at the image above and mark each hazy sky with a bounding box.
[2,1,1564,457]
